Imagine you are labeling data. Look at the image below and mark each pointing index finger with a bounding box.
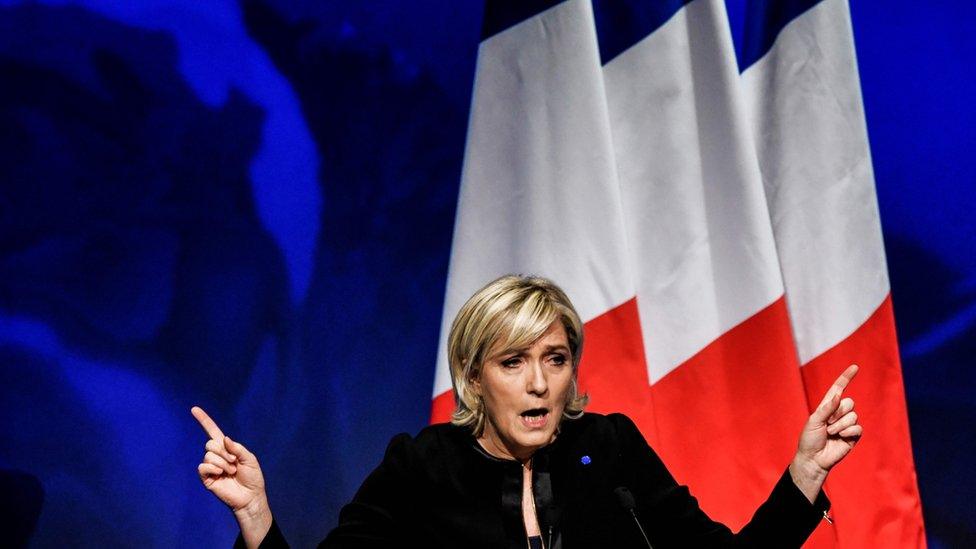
[814,364,859,419]
[191,406,225,440]
[832,364,859,392]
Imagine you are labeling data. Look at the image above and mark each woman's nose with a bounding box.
[527,361,548,395]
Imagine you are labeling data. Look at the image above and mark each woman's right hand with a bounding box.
[192,406,272,548]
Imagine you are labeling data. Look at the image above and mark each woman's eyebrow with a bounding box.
[493,343,569,358]
[494,348,526,358]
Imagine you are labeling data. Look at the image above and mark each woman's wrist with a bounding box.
[234,495,273,549]
[789,454,828,505]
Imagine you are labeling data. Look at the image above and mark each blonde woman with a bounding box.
[194,275,860,548]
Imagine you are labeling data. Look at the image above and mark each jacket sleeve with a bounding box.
[318,433,415,548]
[609,413,830,548]
[233,434,414,549]
[233,519,288,549]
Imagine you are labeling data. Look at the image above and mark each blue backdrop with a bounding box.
[0,1,972,546]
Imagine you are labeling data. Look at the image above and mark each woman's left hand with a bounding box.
[790,364,862,503]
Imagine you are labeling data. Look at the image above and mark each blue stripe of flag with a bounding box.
[480,0,566,41]
[592,0,695,65]
[738,0,824,71]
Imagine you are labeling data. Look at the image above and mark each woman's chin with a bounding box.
[484,411,564,460]
[513,422,558,452]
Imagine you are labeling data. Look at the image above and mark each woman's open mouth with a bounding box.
[520,408,550,428]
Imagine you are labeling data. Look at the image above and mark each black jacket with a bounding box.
[245,413,829,548]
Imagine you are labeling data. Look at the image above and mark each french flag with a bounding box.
[741,0,926,546]
[432,0,925,546]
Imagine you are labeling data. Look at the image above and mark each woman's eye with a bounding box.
[550,354,567,365]
[501,358,521,368]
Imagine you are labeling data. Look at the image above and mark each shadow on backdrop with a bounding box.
[239,2,463,543]
[0,3,296,545]
[888,237,976,547]
[0,1,465,545]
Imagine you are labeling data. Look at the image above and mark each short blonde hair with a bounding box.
[447,275,588,435]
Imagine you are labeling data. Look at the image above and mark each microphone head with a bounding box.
[614,486,636,511]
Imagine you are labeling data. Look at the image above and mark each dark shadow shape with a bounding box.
[0,3,290,403]
[0,470,44,548]
[239,1,466,544]
[885,235,976,545]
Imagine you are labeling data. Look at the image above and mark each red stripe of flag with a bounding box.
[800,296,926,547]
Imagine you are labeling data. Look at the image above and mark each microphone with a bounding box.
[614,486,653,549]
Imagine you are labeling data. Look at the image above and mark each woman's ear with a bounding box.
[468,366,481,396]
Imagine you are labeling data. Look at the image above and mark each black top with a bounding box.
[240,413,829,548]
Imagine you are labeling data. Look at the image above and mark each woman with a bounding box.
[193,275,861,548]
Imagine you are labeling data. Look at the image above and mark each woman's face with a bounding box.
[474,320,574,462]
